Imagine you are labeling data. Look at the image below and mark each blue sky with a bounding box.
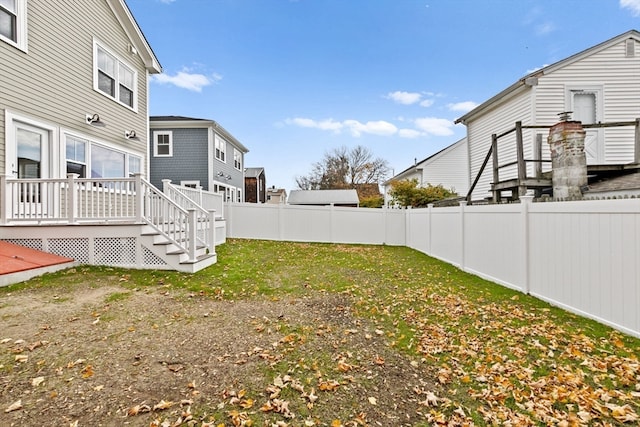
[127,0,640,192]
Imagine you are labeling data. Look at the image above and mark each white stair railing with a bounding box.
[0,174,214,263]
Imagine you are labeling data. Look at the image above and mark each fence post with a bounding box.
[459,201,467,270]
[405,206,412,247]
[427,203,434,255]
[66,173,78,223]
[520,195,533,294]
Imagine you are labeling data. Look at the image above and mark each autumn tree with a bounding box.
[295,146,390,191]
[388,179,457,208]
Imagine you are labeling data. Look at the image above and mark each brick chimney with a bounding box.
[548,113,587,200]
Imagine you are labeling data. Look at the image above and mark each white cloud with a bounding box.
[447,101,478,113]
[152,69,220,92]
[535,22,556,36]
[414,117,454,136]
[419,99,435,108]
[386,91,422,105]
[286,117,397,137]
[398,129,423,139]
[343,120,398,137]
[158,0,176,4]
[621,0,640,16]
[286,118,343,132]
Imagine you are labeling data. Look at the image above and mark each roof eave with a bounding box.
[455,29,640,125]
[107,0,162,74]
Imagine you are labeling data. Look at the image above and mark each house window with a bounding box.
[181,180,200,189]
[66,136,87,177]
[233,148,242,170]
[94,41,137,109]
[215,135,226,162]
[153,131,172,157]
[0,0,26,51]
[129,155,141,176]
[91,144,125,178]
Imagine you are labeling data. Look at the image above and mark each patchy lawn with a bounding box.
[0,239,638,426]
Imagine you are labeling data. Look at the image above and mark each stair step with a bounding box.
[180,252,216,265]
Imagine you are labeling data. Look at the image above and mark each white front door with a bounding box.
[571,90,604,164]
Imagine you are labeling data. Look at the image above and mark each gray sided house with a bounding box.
[149,116,249,202]
[456,30,640,201]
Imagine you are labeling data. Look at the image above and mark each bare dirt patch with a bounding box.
[0,281,439,426]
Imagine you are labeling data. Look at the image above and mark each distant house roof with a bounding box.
[455,29,640,124]
[288,189,360,206]
[244,167,265,178]
[585,172,640,198]
[150,116,249,153]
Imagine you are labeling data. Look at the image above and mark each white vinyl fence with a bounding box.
[226,198,640,338]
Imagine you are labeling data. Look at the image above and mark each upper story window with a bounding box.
[215,135,226,162]
[0,0,27,51]
[94,41,137,110]
[233,148,242,170]
[153,131,172,157]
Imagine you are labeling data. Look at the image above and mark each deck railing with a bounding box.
[0,174,215,262]
[162,180,224,219]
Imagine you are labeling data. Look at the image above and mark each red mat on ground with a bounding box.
[0,242,74,275]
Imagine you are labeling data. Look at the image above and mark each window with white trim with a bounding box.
[94,41,137,109]
[129,155,141,176]
[0,0,26,51]
[215,135,226,162]
[233,148,242,170]
[64,134,140,179]
[153,131,172,157]
[91,144,125,178]
[66,136,87,177]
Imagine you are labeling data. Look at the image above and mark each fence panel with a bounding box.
[463,204,524,291]
[528,200,640,336]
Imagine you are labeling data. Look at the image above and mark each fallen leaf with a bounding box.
[153,400,174,411]
[368,396,377,405]
[31,376,45,387]
[5,400,22,413]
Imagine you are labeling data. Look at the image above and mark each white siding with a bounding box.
[535,37,640,164]
[421,138,469,196]
[467,88,533,200]
[0,0,151,176]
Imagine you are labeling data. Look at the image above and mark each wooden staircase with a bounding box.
[138,222,217,273]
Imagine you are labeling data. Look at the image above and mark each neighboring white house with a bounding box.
[455,30,640,201]
[383,137,468,205]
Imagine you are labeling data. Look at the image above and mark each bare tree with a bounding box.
[295,145,390,190]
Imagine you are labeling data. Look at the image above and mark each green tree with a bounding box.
[388,179,457,208]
